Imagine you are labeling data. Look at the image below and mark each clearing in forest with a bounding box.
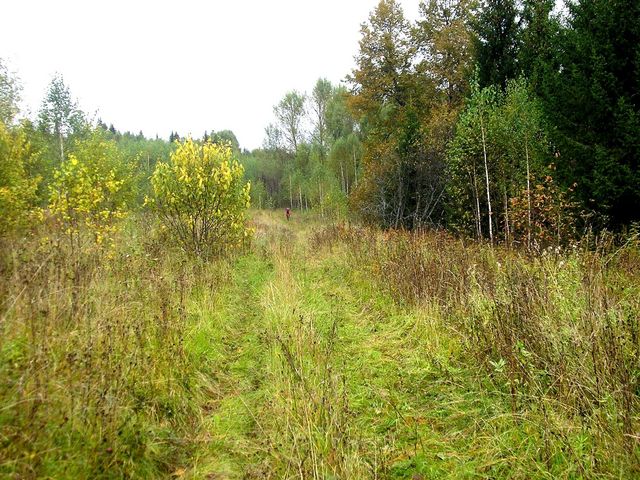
[179,211,639,478]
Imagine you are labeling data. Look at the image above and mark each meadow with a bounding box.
[1,210,638,479]
[2,0,639,476]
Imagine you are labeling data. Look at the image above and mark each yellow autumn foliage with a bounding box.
[149,138,251,256]
[0,122,39,235]
[48,133,132,248]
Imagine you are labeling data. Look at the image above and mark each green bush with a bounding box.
[149,138,251,257]
[0,123,39,235]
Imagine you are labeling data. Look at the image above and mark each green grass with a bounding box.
[183,252,275,478]
[1,210,638,478]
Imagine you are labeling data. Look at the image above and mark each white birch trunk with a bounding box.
[480,117,493,244]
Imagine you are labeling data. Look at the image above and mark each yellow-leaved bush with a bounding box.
[149,138,251,256]
[48,133,133,249]
[0,122,40,236]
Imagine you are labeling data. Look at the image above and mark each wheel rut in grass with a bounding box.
[185,215,517,479]
[184,250,275,478]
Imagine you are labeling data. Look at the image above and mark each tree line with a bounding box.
[351,0,638,242]
[2,0,638,248]
[242,80,362,217]
[248,0,639,247]
[0,65,252,254]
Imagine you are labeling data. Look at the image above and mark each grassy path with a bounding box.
[181,213,608,479]
[181,249,274,478]
[181,215,461,479]
[1,212,635,478]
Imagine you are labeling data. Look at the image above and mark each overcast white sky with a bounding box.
[1,0,419,150]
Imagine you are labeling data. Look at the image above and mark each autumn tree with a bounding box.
[414,0,477,107]
[38,74,84,163]
[0,59,22,125]
[348,0,419,227]
[48,130,134,248]
[348,0,414,121]
[0,123,39,235]
[150,138,251,257]
[274,91,306,154]
[407,0,479,227]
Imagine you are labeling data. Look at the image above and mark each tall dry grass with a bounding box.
[312,224,640,472]
[0,216,229,478]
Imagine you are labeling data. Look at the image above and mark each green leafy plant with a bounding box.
[149,138,251,257]
[0,123,39,235]
[48,133,132,248]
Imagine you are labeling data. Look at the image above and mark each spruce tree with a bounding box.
[473,0,520,90]
[549,0,640,226]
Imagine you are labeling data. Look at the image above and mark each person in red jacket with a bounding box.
[285,207,291,221]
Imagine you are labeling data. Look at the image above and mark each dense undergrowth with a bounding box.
[312,223,640,476]
[1,211,639,478]
[0,215,233,478]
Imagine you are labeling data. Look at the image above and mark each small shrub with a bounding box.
[509,165,580,250]
[48,132,132,249]
[0,122,39,235]
[149,138,251,257]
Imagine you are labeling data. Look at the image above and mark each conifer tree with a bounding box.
[473,0,520,90]
[548,0,640,226]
